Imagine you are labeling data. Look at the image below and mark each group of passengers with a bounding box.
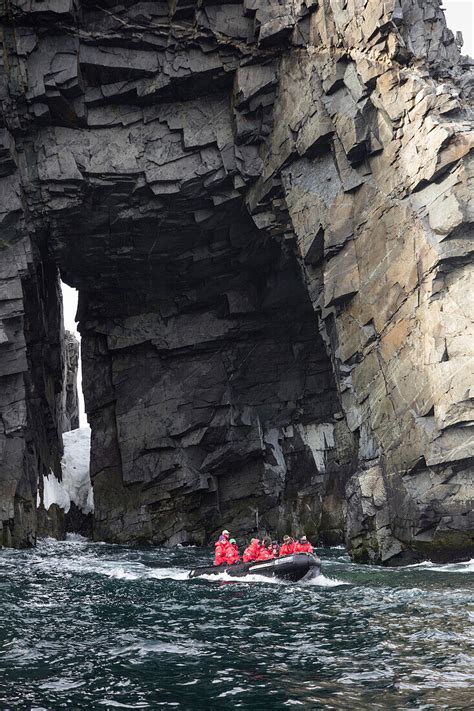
[214,530,313,566]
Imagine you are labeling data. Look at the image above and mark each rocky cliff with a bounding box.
[62,330,80,433]
[0,0,472,563]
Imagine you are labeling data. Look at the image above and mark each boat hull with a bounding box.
[188,553,321,582]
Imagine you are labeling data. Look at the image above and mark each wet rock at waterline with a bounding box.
[346,462,474,565]
[0,1,473,563]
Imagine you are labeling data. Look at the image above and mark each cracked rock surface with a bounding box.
[0,0,472,562]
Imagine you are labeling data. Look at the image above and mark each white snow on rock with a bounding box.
[61,427,93,514]
[38,427,93,514]
[41,470,71,512]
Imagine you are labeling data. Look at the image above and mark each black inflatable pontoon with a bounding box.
[188,553,321,582]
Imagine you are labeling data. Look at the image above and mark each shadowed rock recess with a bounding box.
[0,0,472,563]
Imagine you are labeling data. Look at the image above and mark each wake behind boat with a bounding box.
[188,552,322,582]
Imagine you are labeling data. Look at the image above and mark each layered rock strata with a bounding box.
[0,1,472,561]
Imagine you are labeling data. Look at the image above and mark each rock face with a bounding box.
[62,331,80,433]
[0,227,65,545]
[0,1,472,562]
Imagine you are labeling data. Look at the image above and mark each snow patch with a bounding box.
[61,427,93,514]
[41,470,71,512]
[39,427,93,514]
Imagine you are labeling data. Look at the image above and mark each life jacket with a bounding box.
[214,539,230,566]
[243,542,260,563]
[225,544,240,565]
[295,541,313,554]
[279,542,295,557]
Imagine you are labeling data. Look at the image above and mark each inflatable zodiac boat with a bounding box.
[188,553,322,582]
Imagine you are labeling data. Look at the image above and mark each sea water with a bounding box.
[1,536,472,709]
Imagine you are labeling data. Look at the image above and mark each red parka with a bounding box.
[257,546,274,561]
[214,539,230,566]
[225,543,240,565]
[295,541,313,554]
[243,540,260,563]
[279,541,295,557]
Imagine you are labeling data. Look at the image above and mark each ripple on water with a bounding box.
[1,539,473,709]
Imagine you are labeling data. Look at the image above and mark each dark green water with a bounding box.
[1,537,473,710]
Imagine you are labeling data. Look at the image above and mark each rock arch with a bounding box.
[0,0,472,562]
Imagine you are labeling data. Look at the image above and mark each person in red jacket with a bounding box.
[279,535,295,557]
[225,538,240,565]
[295,535,313,554]
[214,529,231,566]
[243,538,260,562]
[257,537,274,560]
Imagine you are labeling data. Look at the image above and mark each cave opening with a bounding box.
[50,194,356,547]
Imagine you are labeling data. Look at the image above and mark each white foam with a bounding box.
[284,701,305,706]
[396,559,474,573]
[426,559,474,573]
[148,568,190,581]
[65,533,89,544]
[109,639,206,660]
[217,686,246,698]
[194,570,285,584]
[189,570,346,586]
[55,558,190,582]
[303,573,349,587]
[105,566,141,581]
[99,702,149,709]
